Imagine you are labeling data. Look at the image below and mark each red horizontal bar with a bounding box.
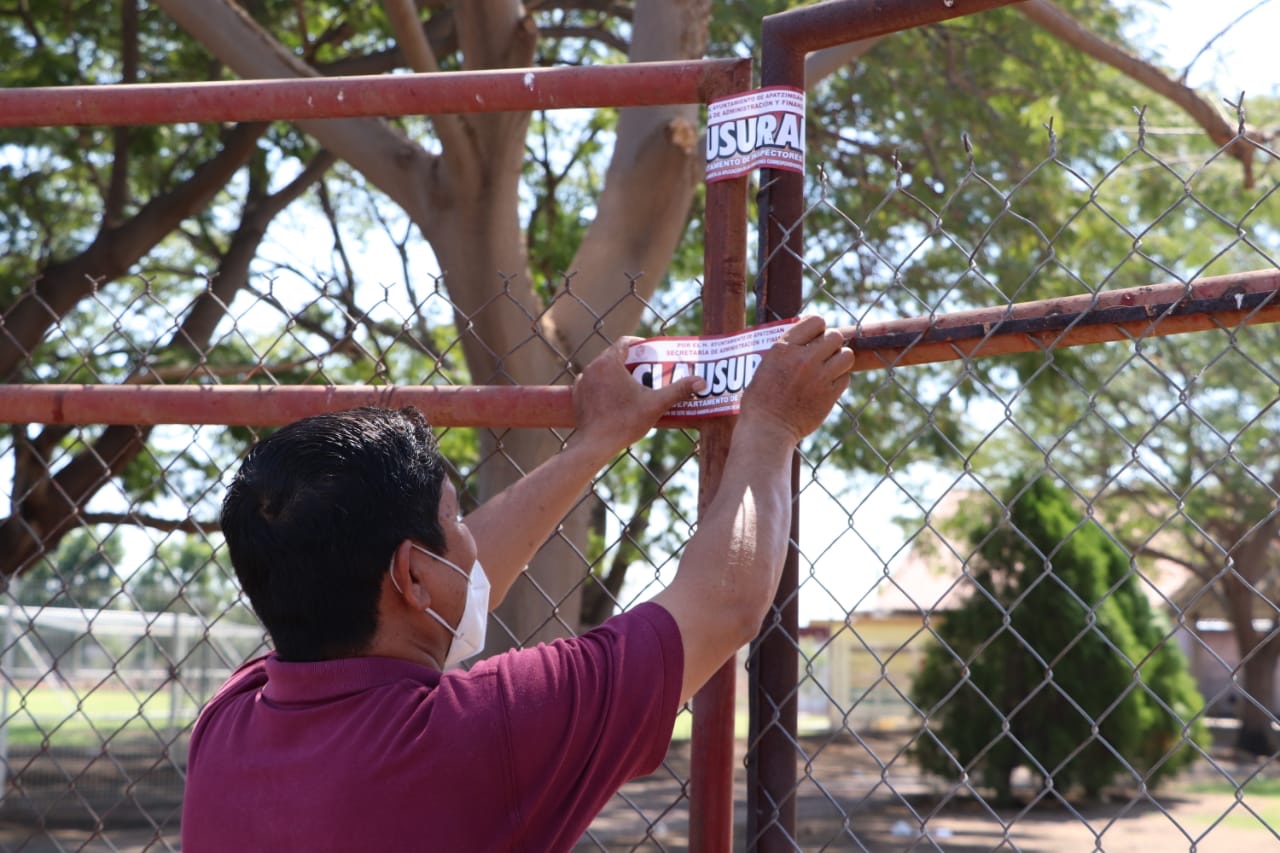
[0,384,576,428]
[842,269,1280,368]
[763,0,1023,57]
[3,270,1275,427]
[0,59,745,128]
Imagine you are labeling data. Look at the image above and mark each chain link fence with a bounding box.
[0,272,720,849]
[741,106,1280,848]
[5,11,1280,853]
[6,124,1280,850]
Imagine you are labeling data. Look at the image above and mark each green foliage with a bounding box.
[910,474,1207,803]
[7,0,1280,649]
[777,4,1159,475]
[524,108,615,299]
[17,529,126,609]
[123,535,220,613]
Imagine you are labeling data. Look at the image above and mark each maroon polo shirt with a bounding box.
[182,602,684,852]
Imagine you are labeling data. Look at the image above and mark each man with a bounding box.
[182,315,855,851]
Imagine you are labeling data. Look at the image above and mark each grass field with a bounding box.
[8,687,824,750]
[1184,777,1280,831]
[2,684,199,750]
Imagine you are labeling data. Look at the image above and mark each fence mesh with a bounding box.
[743,107,1280,849]
[0,272,715,849]
[4,70,1280,853]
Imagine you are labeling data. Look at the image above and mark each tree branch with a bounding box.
[80,511,217,535]
[805,38,884,89]
[542,0,710,364]
[384,0,441,72]
[0,146,333,579]
[104,0,138,228]
[382,0,474,168]
[311,12,458,77]
[155,0,443,231]
[580,430,679,627]
[539,24,628,54]
[1019,0,1258,186]
[1180,0,1270,84]
[0,121,268,383]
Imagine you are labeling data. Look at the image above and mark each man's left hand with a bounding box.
[571,337,705,453]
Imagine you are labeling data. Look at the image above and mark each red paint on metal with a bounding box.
[0,60,746,128]
[763,0,1026,55]
[4,272,1275,428]
[690,58,754,853]
[840,270,1280,368]
[751,4,1070,850]
[0,385,576,427]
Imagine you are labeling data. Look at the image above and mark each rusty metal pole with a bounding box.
[6,267,1279,426]
[6,269,1278,426]
[751,2,1025,850]
[690,58,754,853]
[0,60,747,127]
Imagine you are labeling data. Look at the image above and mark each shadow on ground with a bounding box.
[4,731,1278,851]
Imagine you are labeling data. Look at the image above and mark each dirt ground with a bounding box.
[3,732,1278,851]
[574,733,1280,851]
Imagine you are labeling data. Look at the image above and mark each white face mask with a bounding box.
[388,543,490,669]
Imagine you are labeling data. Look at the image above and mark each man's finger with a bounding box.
[828,348,857,382]
[807,328,846,359]
[778,314,826,346]
[612,336,641,355]
[659,374,706,404]
[602,337,635,367]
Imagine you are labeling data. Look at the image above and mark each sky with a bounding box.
[1128,0,1280,95]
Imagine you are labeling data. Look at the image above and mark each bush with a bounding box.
[910,474,1207,803]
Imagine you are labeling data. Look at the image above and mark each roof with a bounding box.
[862,490,1196,618]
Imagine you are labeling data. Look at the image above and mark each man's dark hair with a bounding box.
[221,407,447,661]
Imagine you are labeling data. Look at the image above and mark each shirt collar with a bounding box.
[261,653,441,704]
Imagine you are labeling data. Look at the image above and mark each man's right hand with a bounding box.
[653,315,854,704]
[739,315,855,445]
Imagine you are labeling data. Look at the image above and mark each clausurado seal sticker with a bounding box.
[705,86,805,183]
[624,318,799,420]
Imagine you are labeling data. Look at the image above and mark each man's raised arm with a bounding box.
[651,316,855,703]
[464,338,704,608]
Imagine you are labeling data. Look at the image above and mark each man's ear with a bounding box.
[388,540,432,610]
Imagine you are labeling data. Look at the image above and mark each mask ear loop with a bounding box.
[388,553,404,595]
[387,550,462,638]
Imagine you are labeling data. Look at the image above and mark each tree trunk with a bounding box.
[154,0,710,647]
[1222,567,1279,754]
[1237,640,1280,755]
[486,0,709,646]
[1219,516,1280,754]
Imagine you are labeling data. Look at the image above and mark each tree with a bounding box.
[3,0,1276,654]
[798,0,1280,754]
[910,475,1207,804]
[980,323,1280,754]
[14,529,126,610]
[0,1,336,598]
[1,0,712,650]
[147,0,720,650]
[943,76,1280,752]
[124,537,243,617]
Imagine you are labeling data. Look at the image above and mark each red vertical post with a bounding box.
[750,2,1024,850]
[748,13,807,850]
[690,58,753,853]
